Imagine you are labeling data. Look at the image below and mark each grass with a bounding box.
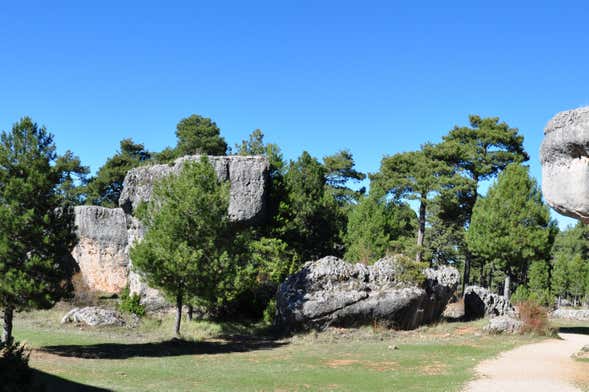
[13,304,543,392]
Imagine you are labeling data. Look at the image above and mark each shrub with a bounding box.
[0,340,35,392]
[119,287,146,317]
[510,285,530,304]
[263,298,277,324]
[516,300,553,336]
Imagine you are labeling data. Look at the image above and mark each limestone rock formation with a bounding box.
[71,155,270,305]
[72,206,129,293]
[61,307,125,326]
[484,315,522,334]
[540,106,589,222]
[275,256,459,331]
[550,308,589,321]
[119,155,269,224]
[463,285,515,320]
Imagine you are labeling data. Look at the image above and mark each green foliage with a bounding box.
[466,164,553,290]
[277,151,343,261]
[130,157,230,334]
[394,255,428,286]
[323,150,366,204]
[87,138,151,207]
[0,340,35,392]
[175,114,227,156]
[119,287,146,317]
[373,143,455,262]
[510,285,530,304]
[263,298,277,324]
[235,129,267,156]
[344,194,415,263]
[54,150,90,205]
[0,117,79,343]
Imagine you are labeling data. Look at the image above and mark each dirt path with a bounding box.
[464,333,589,392]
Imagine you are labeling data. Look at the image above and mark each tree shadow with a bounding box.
[40,336,287,360]
[32,368,112,391]
[559,326,589,336]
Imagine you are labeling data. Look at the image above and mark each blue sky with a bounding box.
[1,1,587,227]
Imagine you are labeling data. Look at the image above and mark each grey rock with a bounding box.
[550,308,589,321]
[61,306,125,326]
[72,206,129,293]
[540,106,589,222]
[119,155,270,224]
[463,285,515,320]
[484,315,522,334]
[275,256,459,331]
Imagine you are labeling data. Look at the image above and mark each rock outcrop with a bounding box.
[119,155,269,224]
[61,307,125,326]
[550,308,589,321]
[463,285,515,320]
[275,256,459,331]
[540,106,589,222]
[72,206,129,293]
[484,315,522,334]
[71,155,270,304]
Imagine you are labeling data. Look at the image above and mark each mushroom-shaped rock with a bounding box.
[540,107,589,222]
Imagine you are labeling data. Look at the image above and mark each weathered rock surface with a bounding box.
[275,256,459,331]
[119,155,269,223]
[550,308,589,321]
[463,286,515,320]
[540,106,589,222]
[71,155,269,306]
[484,315,522,334]
[72,206,129,293]
[61,307,125,326]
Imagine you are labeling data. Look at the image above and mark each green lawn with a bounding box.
[14,306,542,392]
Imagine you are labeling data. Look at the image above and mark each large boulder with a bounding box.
[484,315,522,334]
[275,256,459,331]
[61,307,125,326]
[540,106,589,222]
[119,155,270,224]
[71,206,129,293]
[463,285,515,320]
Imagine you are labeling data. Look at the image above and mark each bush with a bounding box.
[263,298,277,324]
[516,300,553,336]
[510,285,530,304]
[119,287,146,317]
[0,340,35,392]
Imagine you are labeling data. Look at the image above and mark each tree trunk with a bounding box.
[503,274,511,300]
[416,198,427,263]
[175,292,183,337]
[2,306,14,345]
[187,304,193,321]
[461,252,471,294]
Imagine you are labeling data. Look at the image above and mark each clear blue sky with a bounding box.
[1,1,587,227]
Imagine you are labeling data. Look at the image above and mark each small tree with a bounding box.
[130,157,230,336]
[466,164,553,300]
[175,114,227,156]
[0,117,78,344]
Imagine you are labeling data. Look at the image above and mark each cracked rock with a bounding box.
[275,256,459,331]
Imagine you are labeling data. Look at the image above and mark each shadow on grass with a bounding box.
[559,326,589,336]
[32,368,112,391]
[40,337,287,360]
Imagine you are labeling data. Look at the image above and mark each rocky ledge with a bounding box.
[275,256,459,331]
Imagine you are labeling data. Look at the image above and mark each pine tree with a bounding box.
[0,117,79,343]
[466,164,553,299]
[175,114,227,156]
[130,157,230,336]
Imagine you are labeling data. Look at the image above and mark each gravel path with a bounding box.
[464,333,589,392]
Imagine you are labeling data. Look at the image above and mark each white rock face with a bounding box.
[71,155,270,307]
[72,206,129,293]
[540,107,589,222]
[119,155,269,223]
